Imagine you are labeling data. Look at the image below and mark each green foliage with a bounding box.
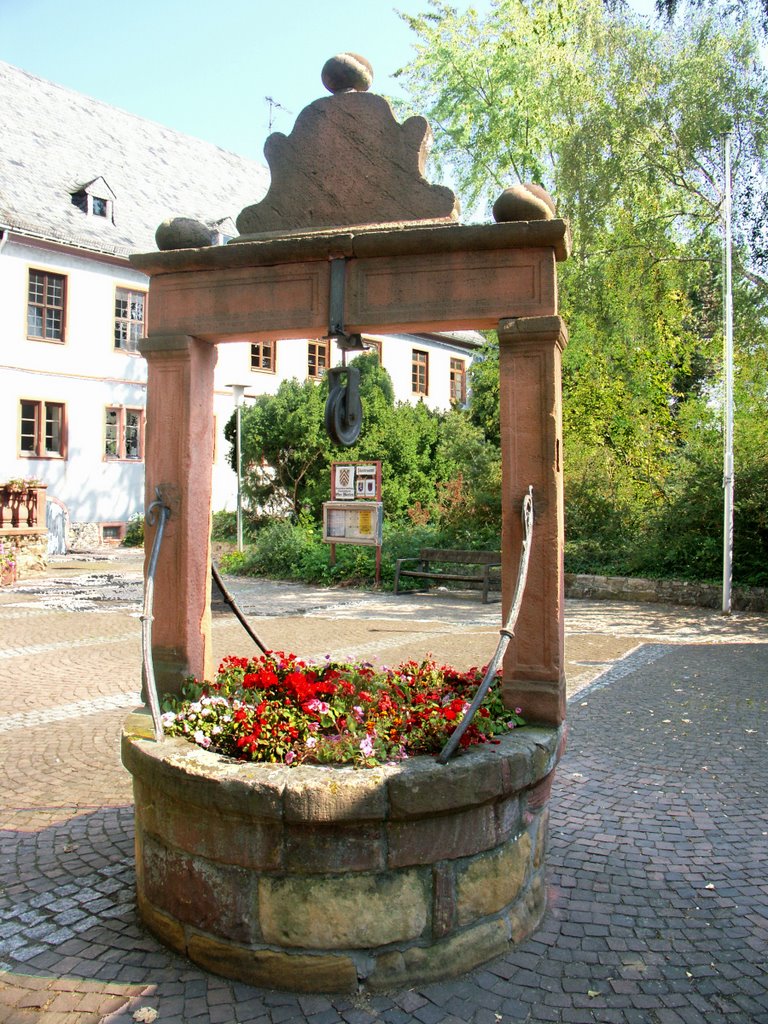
[122,513,144,548]
[396,0,768,587]
[466,340,500,447]
[219,517,502,590]
[211,511,238,542]
[652,0,768,37]
[230,351,503,532]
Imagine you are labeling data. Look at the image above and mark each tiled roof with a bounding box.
[0,61,269,256]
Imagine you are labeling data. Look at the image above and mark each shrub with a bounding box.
[122,513,145,548]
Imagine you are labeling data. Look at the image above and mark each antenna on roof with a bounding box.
[265,96,292,133]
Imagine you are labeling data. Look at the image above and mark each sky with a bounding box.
[0,0,659,165]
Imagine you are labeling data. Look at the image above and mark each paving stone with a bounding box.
[1,566,767,1024]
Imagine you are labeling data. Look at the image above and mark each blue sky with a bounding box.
[1,0,658,163]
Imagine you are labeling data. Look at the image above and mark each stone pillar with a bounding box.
[498,316,568,726]
[140,334,217,697]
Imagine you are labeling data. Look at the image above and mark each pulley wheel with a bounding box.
[325,376,362,446]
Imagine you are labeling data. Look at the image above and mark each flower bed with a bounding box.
[162,652,525,768]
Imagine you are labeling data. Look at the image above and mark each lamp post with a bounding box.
[722,135,734,616]
[227,384,249,552]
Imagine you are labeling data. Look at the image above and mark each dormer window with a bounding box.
[70,177,115,222]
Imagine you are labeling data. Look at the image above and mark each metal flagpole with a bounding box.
[722,134,734,615]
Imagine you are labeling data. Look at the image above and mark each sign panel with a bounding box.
[332,462,381,501]
[322,501,383,546]
[334,464,356,500]
[356,477,377,499]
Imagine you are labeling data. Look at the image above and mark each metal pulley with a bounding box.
[323,258,367,446]
[325,365,362,446]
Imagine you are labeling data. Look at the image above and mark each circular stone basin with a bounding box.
[122,708,566,993]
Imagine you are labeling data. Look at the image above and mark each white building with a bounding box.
[0,61,481,551]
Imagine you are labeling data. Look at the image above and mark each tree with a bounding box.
[651,0,768,36]
[396,0,768,580]
[230,354,456,523]
[225,377,330,519]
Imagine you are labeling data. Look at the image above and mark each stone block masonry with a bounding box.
[122,709,565,993]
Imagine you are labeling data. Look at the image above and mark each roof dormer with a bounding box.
[71,177,116,221]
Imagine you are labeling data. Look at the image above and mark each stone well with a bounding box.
[122,53,571,991]
[123,708,565,993]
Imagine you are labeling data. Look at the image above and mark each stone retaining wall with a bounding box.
[122,709,566,993]
[0,530,47,578]
[565,573,768,613]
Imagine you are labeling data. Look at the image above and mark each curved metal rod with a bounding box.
[211,562,268,655]
[437,486,534,765]
[140,490,171,742]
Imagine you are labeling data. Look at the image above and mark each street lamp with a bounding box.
[227,384,249,552]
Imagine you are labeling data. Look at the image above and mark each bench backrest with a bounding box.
[420,549,501,565]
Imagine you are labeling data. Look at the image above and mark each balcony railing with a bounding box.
[0,482,47,532]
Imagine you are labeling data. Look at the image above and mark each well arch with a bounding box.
[124,54,571,991]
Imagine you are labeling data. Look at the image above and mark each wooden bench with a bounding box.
[393,548,502,603]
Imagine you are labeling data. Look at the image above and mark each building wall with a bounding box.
[1,238,474,534]
[0,238,148,532]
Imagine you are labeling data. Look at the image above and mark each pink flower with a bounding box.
[352,705,364,723]
[515,707,523,715]
[305,698,330,715]
[360,734,375,758]
[285,750,296,765]
[306,736,317,748]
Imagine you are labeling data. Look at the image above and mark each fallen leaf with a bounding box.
[705,883,715,890]
[587,990,601,998]
[133,1010,158,1023]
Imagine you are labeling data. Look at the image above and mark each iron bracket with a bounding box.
[325,258,368,354]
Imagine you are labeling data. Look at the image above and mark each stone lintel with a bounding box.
[130,219,571,277]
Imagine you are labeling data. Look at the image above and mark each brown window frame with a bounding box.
[307,339,329,380]
[114,287,146,353]
[19,399,67,458]
[105,406,145,461]
[450,357,467,404]
[363,338,383,362]
[412,349,429,396]
[27,269,67,343]
[250,340,276,373]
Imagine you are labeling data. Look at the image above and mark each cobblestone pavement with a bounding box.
[0,555,766,1023]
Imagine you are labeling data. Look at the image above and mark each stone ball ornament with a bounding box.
[492,183,556,223]
[155,217,213,251]
[321,52,374,94]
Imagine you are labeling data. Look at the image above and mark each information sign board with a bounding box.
[322,501,383,546]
